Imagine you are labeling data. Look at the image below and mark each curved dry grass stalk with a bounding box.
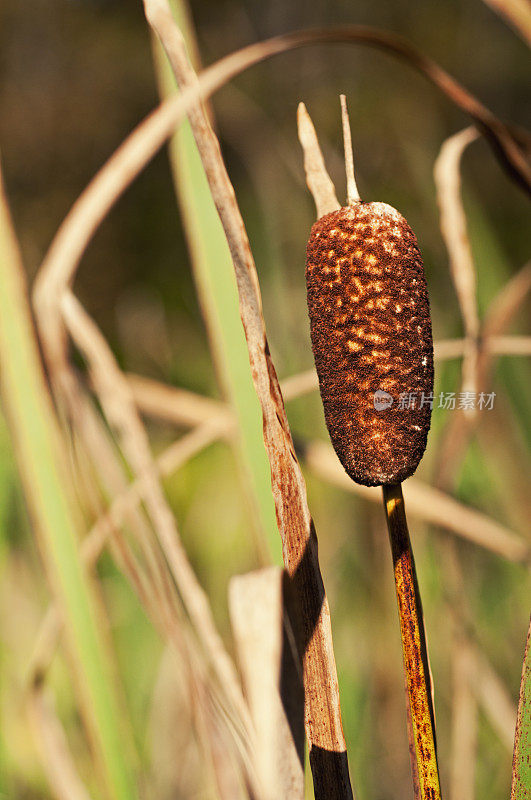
[433,126,482,496]
[433,123,526,496]
[32,25,531,382]
[480,0,531,45]
[434,126,480,410]
[304,439,529,563]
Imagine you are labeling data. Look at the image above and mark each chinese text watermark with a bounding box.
[373,390,496,411]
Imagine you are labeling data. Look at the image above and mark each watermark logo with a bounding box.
[373,389,394,411]
[373,390,496,411]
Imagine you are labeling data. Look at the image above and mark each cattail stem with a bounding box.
[382,483,442,800]
[340,95,360,205]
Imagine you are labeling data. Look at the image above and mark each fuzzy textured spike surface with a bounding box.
[306,202,434,486]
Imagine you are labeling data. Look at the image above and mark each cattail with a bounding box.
[300,99,442,800]
[305,100,433,487]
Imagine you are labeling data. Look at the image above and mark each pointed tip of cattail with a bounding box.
[297,100,341,218]
[297,102,311,147]
[340,94,361,205]
[297,101,309,126]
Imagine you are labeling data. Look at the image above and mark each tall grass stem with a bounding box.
[382,483,442,800]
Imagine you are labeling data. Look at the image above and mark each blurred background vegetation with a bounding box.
[0,0,529,798]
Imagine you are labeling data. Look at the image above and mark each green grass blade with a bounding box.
[0,167,137,800]
[511,618,531,799]
[152,0,281,564]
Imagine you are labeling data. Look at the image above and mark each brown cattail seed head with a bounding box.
[306,202,434,486]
